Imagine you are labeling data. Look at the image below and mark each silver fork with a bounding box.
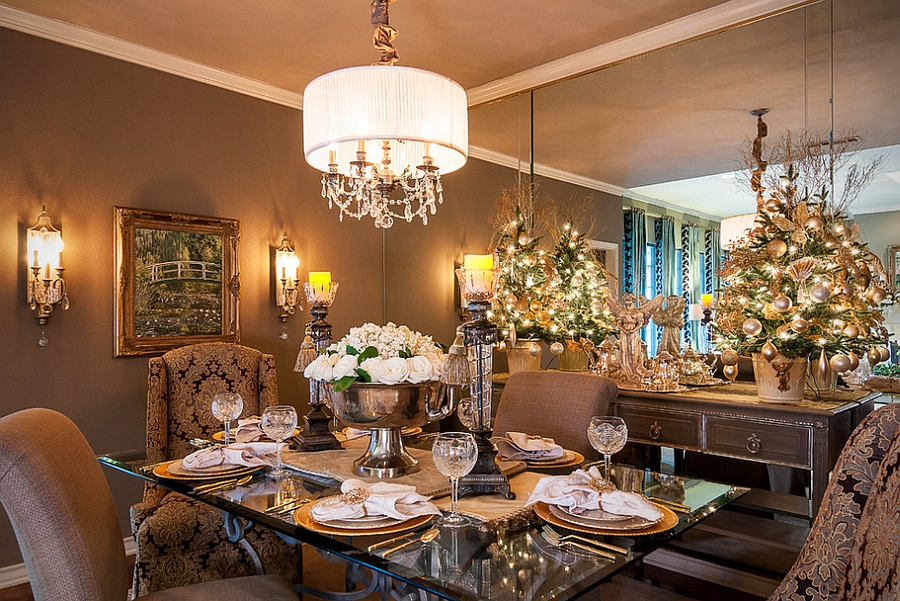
[541,525,629,556]
[267,490,324,516]
[538,530,616,560]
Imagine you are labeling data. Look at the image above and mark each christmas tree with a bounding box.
[715,128,890,378]
[545,222,615,345]
[490,189,556,343]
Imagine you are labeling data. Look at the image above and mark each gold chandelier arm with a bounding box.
[371,0,399,65]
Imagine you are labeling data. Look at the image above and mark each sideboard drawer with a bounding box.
[706,416,811,468]
[616,406,701,450]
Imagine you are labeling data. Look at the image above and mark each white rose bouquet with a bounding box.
[304,322,447,391]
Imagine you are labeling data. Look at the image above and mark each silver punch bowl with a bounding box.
[326,381,455,478]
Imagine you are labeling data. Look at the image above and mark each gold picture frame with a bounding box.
[115,207,240,357]
[888,244,900,295]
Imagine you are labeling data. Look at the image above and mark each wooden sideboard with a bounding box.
[492,374,880,517]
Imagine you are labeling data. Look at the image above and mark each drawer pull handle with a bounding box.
[747,433,762,454]
[649,421,662,441]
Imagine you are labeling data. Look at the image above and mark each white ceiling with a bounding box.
[2,0,898,219]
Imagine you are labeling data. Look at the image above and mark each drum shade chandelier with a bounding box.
[302,0,468,228]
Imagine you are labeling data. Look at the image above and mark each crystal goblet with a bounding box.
[587,416,628,481]
[432,432,477,527]
[261,405,298,479]
[211,392,244,445]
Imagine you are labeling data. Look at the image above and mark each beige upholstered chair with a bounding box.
[493,370,619,459]
[130,343,300,596]
[0,407,298,601]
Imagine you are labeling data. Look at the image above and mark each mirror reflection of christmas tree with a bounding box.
[715,115,890,397]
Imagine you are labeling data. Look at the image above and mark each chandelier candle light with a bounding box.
[302,0,468,229]
[453,254,514,499]
[294,271,341,452]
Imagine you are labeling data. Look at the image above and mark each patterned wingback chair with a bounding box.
[769,402,900,600]
[130,342,301,597]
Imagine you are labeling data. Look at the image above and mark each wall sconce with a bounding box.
[275,234,301,325]
[27,207,69,346]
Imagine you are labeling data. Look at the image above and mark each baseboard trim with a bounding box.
[0,538,135,590]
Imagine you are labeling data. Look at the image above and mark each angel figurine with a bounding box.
[652,295,686,357]
[607,292,665,385]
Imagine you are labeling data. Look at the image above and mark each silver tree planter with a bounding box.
[325,381,454,478]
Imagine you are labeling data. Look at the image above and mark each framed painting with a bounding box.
[587,239,620,290]
[888,244,900,295]
[115,207,240,357]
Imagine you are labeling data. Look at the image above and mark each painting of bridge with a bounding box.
[134,228,223,338]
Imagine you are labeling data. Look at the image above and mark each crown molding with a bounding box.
[0,4,304,110]
[469,146,628,197]
[466,0,812,107]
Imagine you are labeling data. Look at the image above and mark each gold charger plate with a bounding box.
[294,501,433,537]
[212,428,300,442]
[534,501,678,537]
[523,450,585,469]
[152,460,257,481]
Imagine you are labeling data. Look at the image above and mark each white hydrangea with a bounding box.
[304,322,446,388]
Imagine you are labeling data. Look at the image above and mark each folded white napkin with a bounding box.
[525,466,662,522]
[235,418,264,443]
[310,478,441,522]
[490,431,565,461]
[182,442,281,470]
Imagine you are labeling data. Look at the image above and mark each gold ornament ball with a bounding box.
[524,255,536,266]
[505,293,517,305]
[549,341,565,356]
[848,352,860,371]
[571,275,584,287]
[878,347,891,363]
[761,340,779,361]
[832,319,847,331]
[842,324,859,338]
[529,344,541,358]
[529,300,543,313]
[809,283,832,303]
[791,318,810,333]
[765,199,783,213]
[773,295,793,313]
[805,215,824,230]
[830,354,851,373]
[834,223,849,236]
[518,233,530,246]
[766,239,788,258]
[871,286,886,303]
[721,349,740,366]
[723,364,739,382]
[742,318,763,336]
[590,299,603,312]
[841,282,854,297]
[867,348,882,365]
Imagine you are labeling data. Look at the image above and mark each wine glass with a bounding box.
[261,405,298,479]
[432,432,478,527]
[211,392,244,445]
[587,416,628,481]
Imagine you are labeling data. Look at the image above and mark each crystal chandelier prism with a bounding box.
[302,0,468,228]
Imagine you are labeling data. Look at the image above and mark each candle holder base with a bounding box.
[457,429,514,499]
[295,405,341,452]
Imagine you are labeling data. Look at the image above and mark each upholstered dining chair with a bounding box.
[130,342,300,596]
[493,370,619,459]
[0,407,299,601]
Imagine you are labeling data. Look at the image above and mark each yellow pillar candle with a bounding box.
[463,254,493,295]
[701,293,714,309]
[308,271,332,303]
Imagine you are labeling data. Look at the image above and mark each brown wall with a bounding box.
[0,28,622,569]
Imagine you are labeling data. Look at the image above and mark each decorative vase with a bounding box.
[559,346,588,372]
[751,352,808,404]
[807,362,838,399]
[325,381,454,478]
[507,339,542,373]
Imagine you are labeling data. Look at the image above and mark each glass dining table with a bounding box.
[99,441,746,601]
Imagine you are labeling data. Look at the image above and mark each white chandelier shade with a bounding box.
[303,65,468,175]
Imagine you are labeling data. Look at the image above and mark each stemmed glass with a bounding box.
[587,416,628,481]
[261,405,298,479]
[211,392,244,445]
[432,432,478,527]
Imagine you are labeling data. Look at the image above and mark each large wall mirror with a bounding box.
[468,0,900,222]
